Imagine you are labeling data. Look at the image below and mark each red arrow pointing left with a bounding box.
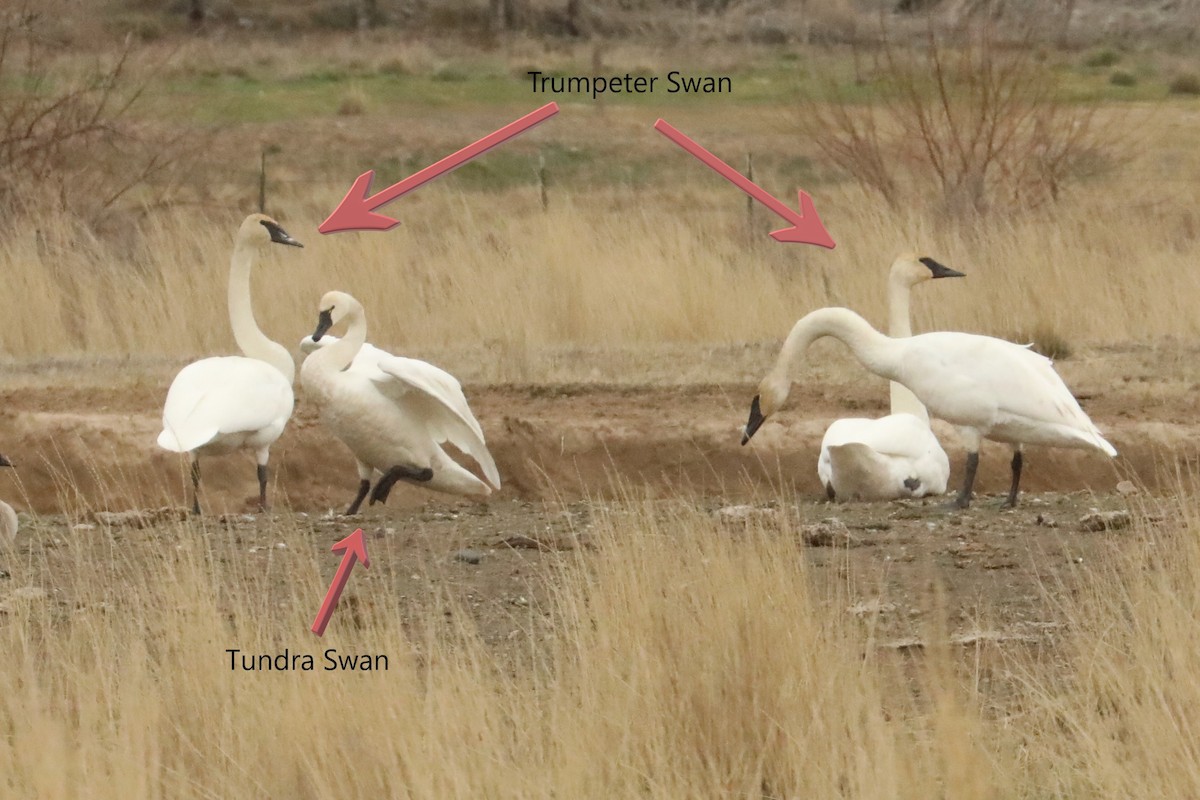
[654,119,835,249]
[311,528,370,637]
[319,102,560,233]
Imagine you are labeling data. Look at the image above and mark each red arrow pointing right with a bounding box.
[654,119,835,249]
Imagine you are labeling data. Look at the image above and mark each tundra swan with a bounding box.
[157,214,302,514]
[741,307,1116,508]
[0,454,16,544]
[817,254,963,501]
[300,292,500,513]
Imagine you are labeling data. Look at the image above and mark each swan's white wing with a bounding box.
[819,414,949,498]
[158,356,294,453]
[818,417,873,488]
[899,333,1116,455]
[371,356,500,490]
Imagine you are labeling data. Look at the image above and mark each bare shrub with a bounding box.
[0,5,196,229]
[801,15,1119,216]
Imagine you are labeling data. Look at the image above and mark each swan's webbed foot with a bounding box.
[345,479,371,515]
[943,496,971,512]
[369,465,434,506]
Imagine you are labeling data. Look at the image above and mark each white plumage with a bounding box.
[816,254,962,501]
[300,293,499,514]
[0,453,16,544]
[157,213,303,514]
[158,357,293,455]
[743,307,1116,508]
[818,413,949,501]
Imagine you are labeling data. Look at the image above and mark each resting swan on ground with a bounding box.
[741,307,1116,509]
[1,454,16,544]
[157,214,303,514]
[817,254,963,501]
[300,291,500,513]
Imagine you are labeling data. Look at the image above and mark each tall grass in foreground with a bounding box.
[3,490,1200,797]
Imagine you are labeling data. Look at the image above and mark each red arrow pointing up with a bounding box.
[653,119,835,249]
[311,528,370,637]
[319,102,560,233]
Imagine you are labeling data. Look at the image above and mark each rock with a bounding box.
[1079,510,1132,532]
[90,507,188,528]
[1035,513,1058,528]
[453,548,484,565]
[1116,480,1138,496]
[712,505,777,525]
[494,532,592,551]
[950,630,1039,646]
[801,518,862,547]
[848,599,897,617]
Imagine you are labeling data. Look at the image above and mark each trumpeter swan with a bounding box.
[817,254,963,501]
[0,453,16,544]
[300,291,500,513]
[157,214,302,514]
[742,307,1116,508]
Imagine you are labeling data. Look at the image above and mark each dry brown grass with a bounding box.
[3,488,1200,797]
[4,148,1200,384]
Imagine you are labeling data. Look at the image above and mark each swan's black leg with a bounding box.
[825,483,836,501]
[257,464,269,511]
[345,479,371,515]
[369,465,434,506]
[190,457,202,516]
[953,451,979,509]
[1002,451,1023,509]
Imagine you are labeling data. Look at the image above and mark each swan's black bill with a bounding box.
[919,256,964,279]
[261,220,303,248]
[311,309,334,341]
[741,395,766,445]
[0,453,11,468]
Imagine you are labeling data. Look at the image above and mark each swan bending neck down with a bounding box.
[300,291,500,514]
[744,307,1117,509]
[157,214,302,514]
[818,254,963,501]
[0,454,16,544]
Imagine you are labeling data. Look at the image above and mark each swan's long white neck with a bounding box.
[886,273,929,424]
[228,241,294,383]
[307,307,366,377]
[770,307,900,402]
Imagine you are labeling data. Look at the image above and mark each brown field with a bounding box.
[4,8,1200,798]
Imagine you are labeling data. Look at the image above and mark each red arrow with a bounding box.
[653,119,835,249]
[319,102,560,233]
[311,528,370,636]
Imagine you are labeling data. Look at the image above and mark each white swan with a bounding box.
[742,307,1116,508]
[300,291,500,513]
[817,254,963,501]
[0,454,16,544]
[157,214,303,514]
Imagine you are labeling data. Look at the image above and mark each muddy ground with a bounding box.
[0,342,1195,692]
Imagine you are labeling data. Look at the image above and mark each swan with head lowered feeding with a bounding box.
[157,214,302,515]
[0,454,16,544]
[741,307,1116,509]
[817,254,963,501]
[300,291,500,513]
